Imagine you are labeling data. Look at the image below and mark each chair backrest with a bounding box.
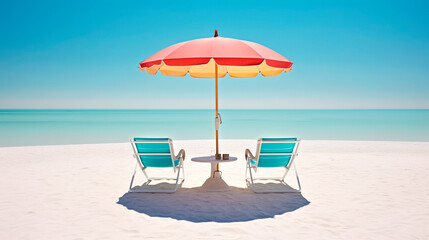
[131,138,176,168]
[255,138,300,168]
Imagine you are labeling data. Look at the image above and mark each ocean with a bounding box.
[0,109,428,147]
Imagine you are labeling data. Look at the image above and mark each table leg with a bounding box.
[200,162,229,191]
[211,162,221,178]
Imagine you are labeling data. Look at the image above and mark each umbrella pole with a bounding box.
[215,63,219,171]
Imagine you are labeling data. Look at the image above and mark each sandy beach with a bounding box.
[0,139,428,239]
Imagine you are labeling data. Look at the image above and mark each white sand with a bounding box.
[0,140,428,239]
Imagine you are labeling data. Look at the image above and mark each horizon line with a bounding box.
[1,108,428,111]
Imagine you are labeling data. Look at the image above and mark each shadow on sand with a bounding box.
[117,186,310,223]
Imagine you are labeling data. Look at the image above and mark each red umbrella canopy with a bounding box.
[139,30,293,78]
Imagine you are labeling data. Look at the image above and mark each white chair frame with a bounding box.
[129,138,185,193]
[245,138,301,193]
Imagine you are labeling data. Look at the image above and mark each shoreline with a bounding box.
[1,138,429,149]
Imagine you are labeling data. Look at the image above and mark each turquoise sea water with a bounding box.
[0,109,428,147]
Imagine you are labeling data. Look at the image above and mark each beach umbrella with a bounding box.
[138,30,293,167]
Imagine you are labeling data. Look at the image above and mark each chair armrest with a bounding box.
[175,149,186,161]
[245,149,256,161]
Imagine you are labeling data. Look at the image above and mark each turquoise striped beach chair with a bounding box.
[129,138,185,193]
[245,138,301,193]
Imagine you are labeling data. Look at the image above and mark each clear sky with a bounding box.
[0,0,428,109]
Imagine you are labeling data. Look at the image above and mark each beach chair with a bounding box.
[245,138,301,193]
[129,138,185,193]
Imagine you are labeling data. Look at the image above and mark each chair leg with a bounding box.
[246,161,301,193]
[245,160,248,180]
[128,163,137,191]
[129,161,185,193]
[292,161,302,192]
[181,162,185,181]
[245,160,256,189]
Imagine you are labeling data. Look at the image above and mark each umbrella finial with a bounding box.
[214,29,218,37]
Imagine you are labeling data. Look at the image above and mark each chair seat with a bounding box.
[249,155,291,167]
[139,155,180,167]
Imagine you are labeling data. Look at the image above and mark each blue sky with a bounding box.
[0,0,428,109]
